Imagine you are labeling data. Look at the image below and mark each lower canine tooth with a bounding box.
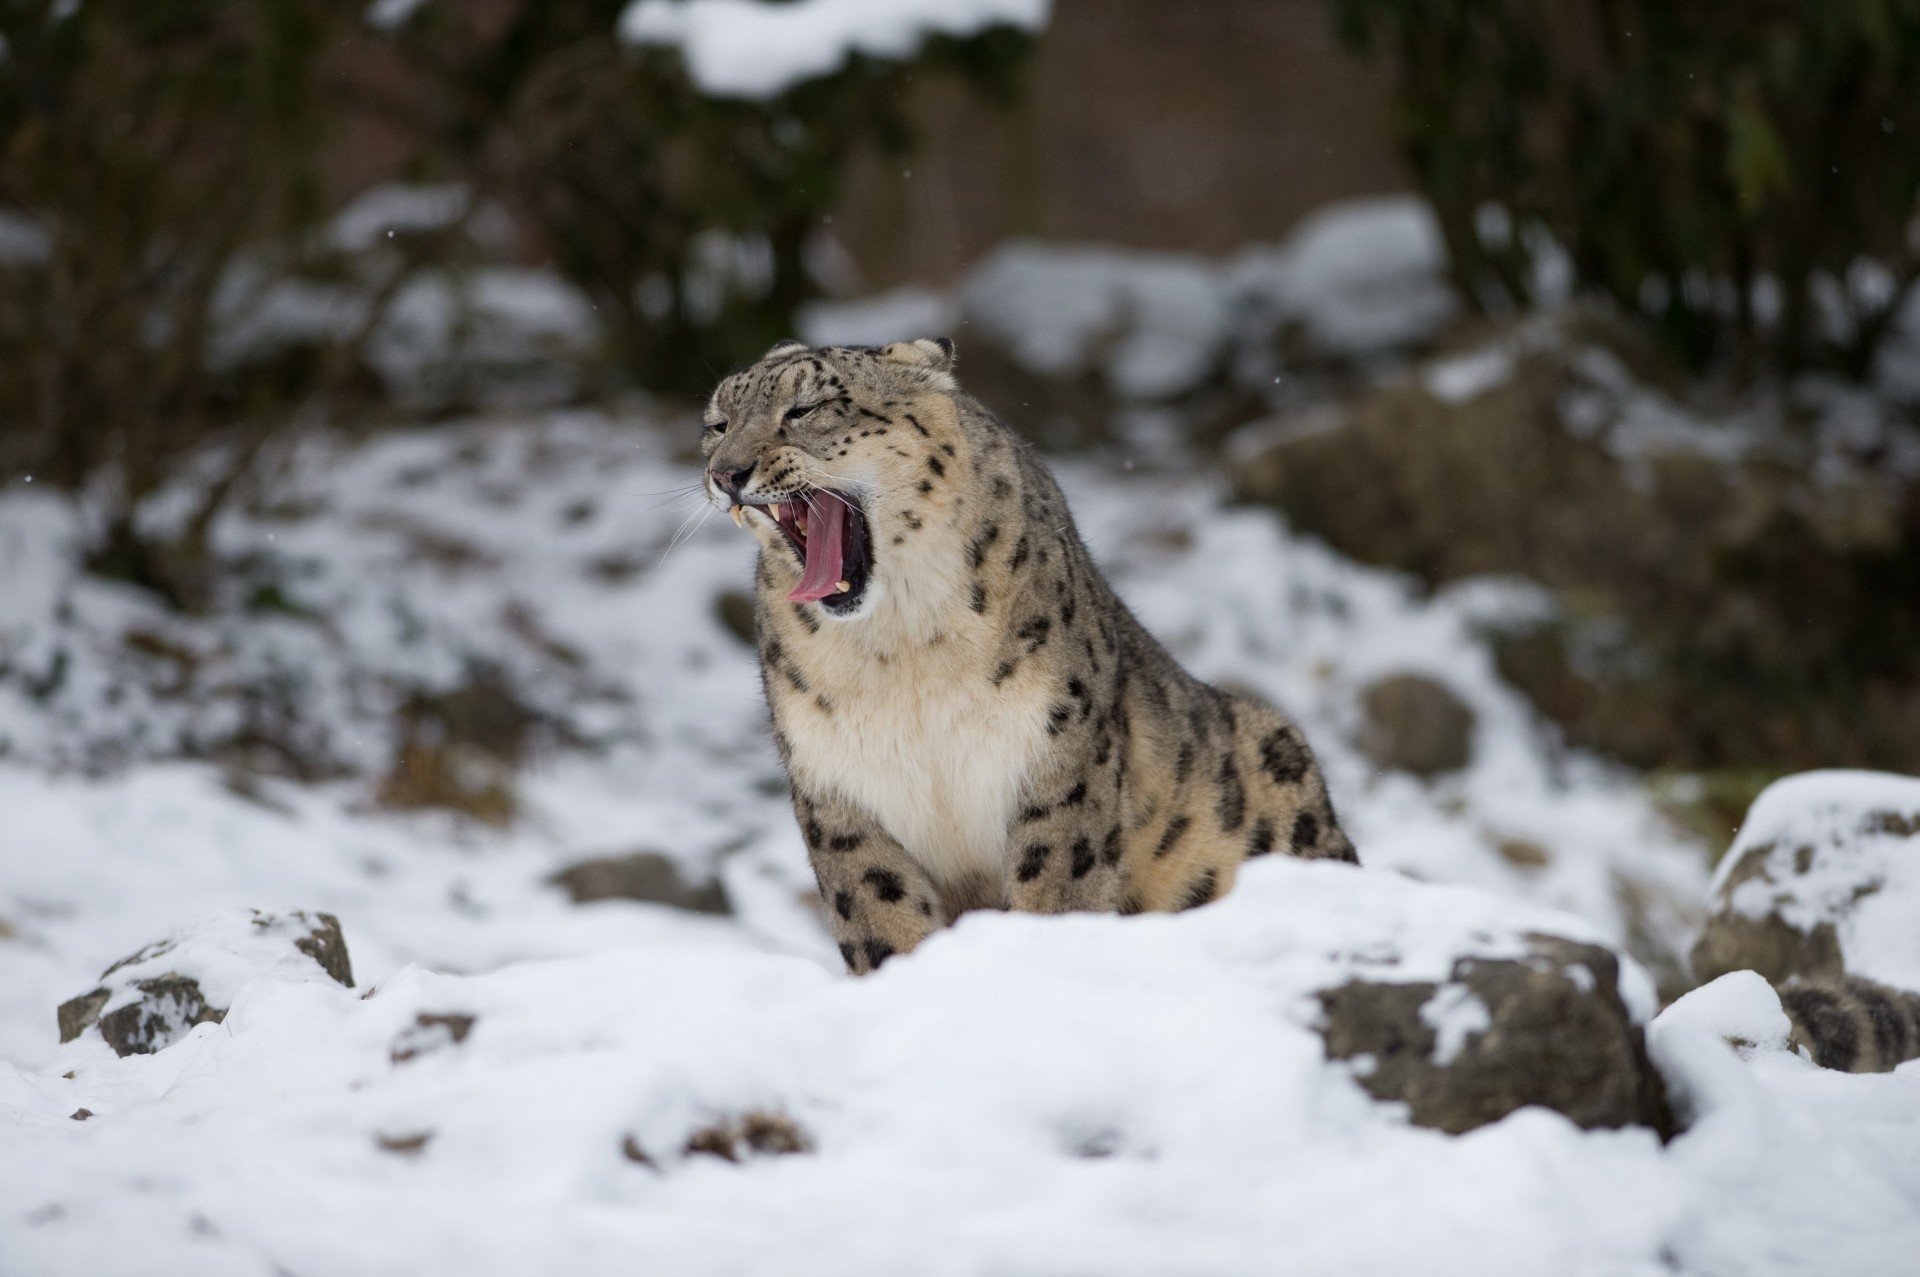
[835,580,851,593]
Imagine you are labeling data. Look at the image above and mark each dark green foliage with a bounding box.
[1332,0,1920,376]
[0,0,1032,606]
[342,3,1031,393]
[0,0,360,598]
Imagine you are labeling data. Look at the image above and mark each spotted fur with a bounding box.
[1780,975,1920,1073]
[703,338,1356,974]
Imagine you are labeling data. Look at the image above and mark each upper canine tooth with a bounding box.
[730,506,745,528]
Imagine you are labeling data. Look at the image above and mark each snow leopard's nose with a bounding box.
[710,461,756,499]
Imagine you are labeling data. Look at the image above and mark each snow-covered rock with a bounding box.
[956,241,1232,401]
[799,196,1458,412]
[1319,931,1670,1136]
[55,908,353,1057]
[1693,770,1920,990]
[1228,195,1457,361]
[1657,970,1796,1059]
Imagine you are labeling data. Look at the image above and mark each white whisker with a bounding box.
[658,503,716,564]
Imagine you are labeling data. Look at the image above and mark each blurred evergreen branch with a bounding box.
[1331,0,1920,378]
[0,0,368,607]
[374,2,1030,395]
[0,0,1033,608]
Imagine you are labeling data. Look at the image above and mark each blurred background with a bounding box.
[4,0,1920,1060]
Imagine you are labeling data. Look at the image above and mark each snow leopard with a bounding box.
[702,338,1356,974]
[1777,976,1920,1073]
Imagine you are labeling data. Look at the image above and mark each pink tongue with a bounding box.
[787,494,848,603]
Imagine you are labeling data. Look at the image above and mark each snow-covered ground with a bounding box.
[10,861,1920,1277]
[0,410,1709,1061]
[2,411,1916,1273]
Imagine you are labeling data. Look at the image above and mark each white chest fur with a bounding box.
[778,632,1050,889]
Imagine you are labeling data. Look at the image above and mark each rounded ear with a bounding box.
[880,337,956,372]
[763,339,809,361]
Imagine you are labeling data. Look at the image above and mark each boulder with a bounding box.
[377,669,541,825]
[1359,673,1475,777]
[1692,770,1920,990]
[1230,309,1920,776]
[549,851,732,915]
[57,909,354,1056]
[1318,933,1672,1137]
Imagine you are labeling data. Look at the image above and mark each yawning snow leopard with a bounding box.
[703,338,1356,973]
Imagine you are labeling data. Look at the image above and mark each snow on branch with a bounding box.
[619,0,1051,98]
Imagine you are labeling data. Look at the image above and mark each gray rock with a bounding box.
[550,851,732,915]
[1318,934,1673,1137]
[1691,771,1920,989]
[292,913,354,987]
[1230,313,1920,777]
[1691,888,1843,989]
[391,1011,478,1064]
[94,975,226,1057]
[54,988,110,1046]
[57,908,355,1056]
[1360,673,1475,777]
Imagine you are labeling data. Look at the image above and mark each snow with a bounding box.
[1642,1011,1920,1274]
[1711,770,1920,991]
[800,196,1459,408]
[7,861,1920,1274]
[1425,346,1515,403]
[1563,345,1768,468]
[1658,972,1795,1059]
[959,242,1232,400]
[212,263,598,408]
[1227,196,1457,361]
[0,407,1913,1272]
[619,0,1052,99]
[327,182,474,252]
[798,284,957,348]
[1419,982,1493,1065]
[198,182,589,407]
[365,0,428,30]
[1874,284,1920,403]
[0,208,50,265]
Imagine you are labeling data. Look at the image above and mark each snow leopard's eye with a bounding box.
[784,401,822,423]
[706,418,727,435]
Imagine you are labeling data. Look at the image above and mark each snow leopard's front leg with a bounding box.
[1002,713,1128,915]
[793,787,942,974]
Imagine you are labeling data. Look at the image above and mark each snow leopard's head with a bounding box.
[702,338,959,620]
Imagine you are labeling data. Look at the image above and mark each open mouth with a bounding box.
[733,489,872,613]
